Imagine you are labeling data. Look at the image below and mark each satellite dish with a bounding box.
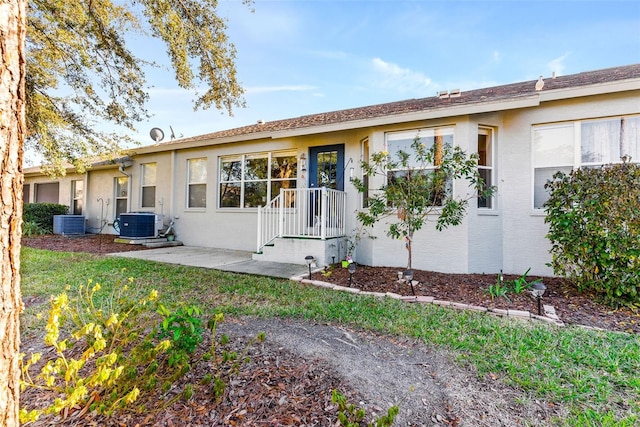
[150,127,165,142]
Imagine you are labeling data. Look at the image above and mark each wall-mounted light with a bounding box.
[300,153,307,172]
[349,167,354,181]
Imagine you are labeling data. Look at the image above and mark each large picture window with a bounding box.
[188,158,207,209]
[141,163,156,208]
[533,115,640,209]
[219,152,297,208]
[385,127,454,206]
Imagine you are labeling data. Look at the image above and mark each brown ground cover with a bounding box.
[321,264,640,334]
[18,233,639,426]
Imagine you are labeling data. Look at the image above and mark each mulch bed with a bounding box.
[321,264,640,334]
[22,233,151,254]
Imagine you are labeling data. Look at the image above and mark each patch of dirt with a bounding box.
[21,317,559,426]
[22,233,150,255]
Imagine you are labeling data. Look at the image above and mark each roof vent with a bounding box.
[449,89,461,98]
[257,119,265,125]
[437,90,449,99]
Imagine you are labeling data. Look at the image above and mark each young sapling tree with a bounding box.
[351,133,494,269]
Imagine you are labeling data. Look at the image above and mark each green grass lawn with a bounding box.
[20,248,640,426]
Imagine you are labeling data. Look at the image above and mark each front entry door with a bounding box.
[307,144,345,229]
[308,144,345,190]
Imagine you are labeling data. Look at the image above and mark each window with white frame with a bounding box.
[477,128,494,209]
[187,158,207,209]
[219,152,297,208]
[71,180,84,215]
[141,163,157,208]
[385,127,454,206]
[533,115,640,209]
[114,176,128,218]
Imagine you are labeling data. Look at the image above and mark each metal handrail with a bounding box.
[256,187,346,253]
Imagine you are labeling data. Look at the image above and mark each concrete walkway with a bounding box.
[109,246,309,280]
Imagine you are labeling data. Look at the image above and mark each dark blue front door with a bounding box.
[308,144,345,190]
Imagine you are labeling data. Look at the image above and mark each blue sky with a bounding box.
[130,0,640,144]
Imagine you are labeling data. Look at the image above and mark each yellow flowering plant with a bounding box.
[20,277,168,422]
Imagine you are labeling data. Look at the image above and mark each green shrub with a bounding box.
[544,162,640,307]
[486,269,541,301]
[22,220,49,236]
[157,304,204,368]
[23,203,68,232]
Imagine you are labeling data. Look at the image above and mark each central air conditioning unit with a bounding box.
[119,213,157,238]
[53,215,86,235]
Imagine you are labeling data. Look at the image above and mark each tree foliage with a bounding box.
[352,134,492,269]
[26,0,250,173]
[544,161,640,308]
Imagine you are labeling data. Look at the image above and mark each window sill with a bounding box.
[477,209,499,216]
[216,208,259,213]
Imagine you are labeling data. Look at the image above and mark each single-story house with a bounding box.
[23,64,640,276]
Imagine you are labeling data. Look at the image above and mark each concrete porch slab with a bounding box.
[109,246,309,279]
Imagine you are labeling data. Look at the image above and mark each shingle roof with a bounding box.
[158,63,640,146]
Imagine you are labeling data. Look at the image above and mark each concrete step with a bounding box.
[143,240,184,248]
[114,237,166,245]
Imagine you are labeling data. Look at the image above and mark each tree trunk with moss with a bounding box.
[0,0,26,425]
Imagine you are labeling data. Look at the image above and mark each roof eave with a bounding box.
[538,78,640,102]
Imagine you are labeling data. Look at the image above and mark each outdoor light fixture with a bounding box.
[300,153,307,172]
[349,167,354,182]
[531,281,547,316]
[404,269,415,296]
[305,255,314,279]
[347,262,356,287]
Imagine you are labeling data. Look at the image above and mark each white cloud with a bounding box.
[492,50,501,62]
[246,85,317,95]
[370,58,432,93]
[547,53,572,76]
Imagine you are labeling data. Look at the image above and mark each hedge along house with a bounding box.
[23,64,640,276]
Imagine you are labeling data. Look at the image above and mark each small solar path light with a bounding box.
[347,262,356,287]
[531,281,547,315]
[305,255,314,280]
[404,269,415,296]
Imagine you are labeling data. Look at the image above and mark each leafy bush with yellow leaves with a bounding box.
[20,277,263,423]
